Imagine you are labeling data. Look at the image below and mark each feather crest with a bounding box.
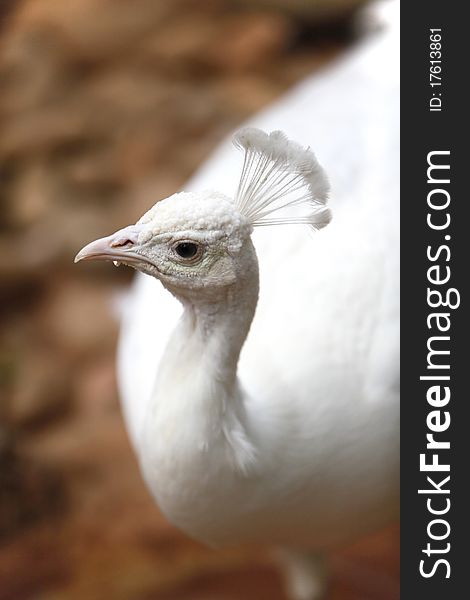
[233,127,331,230]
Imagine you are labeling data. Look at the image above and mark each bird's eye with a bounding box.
[174,241,200,260]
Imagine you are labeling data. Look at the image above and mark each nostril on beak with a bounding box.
[108,224,143,249]
[111,238,135,249]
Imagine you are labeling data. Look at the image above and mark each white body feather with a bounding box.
[117,2,399,549]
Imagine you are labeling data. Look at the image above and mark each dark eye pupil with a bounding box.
[175,242,198,259]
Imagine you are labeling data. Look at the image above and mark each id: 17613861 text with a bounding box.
[429,29,443,112]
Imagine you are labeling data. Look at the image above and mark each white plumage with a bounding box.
[76,3,399,597]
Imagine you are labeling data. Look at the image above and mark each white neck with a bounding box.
[143,238,260,476]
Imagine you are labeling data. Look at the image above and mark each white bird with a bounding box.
[75,3,399,598]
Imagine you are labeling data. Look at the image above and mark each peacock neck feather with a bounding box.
[140,237,260,481]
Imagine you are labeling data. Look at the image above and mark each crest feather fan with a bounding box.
[233,127,331,230]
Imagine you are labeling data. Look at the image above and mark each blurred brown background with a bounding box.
[0,1,398,598]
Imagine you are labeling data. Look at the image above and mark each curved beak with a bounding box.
[74,224,144,265]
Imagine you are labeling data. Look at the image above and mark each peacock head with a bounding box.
[75,128,331,296]
[75,189,255,294]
